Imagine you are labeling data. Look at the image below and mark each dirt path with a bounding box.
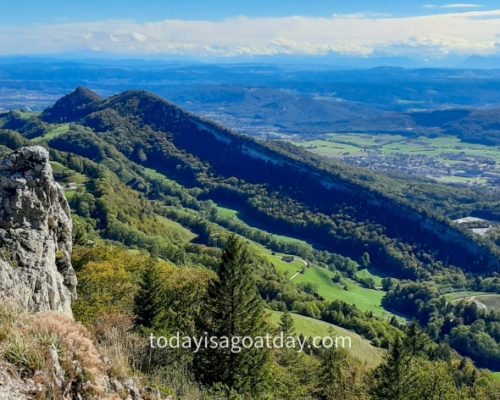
[469,296,488,311]
[289,257,308,280]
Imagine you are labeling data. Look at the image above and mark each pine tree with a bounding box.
[403,322,431,357]
[277,310,298,368]
[317,327,365,400]
[319,346,343,400]
[279,310,295,336]
[133,261,165,329]
[371,336,410,400]
[196,235,270,396]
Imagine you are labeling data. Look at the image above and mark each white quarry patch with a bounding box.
[472,227,493,236]
[195,120,357,195]
[454,216,490,224]
[194,120,232,144]
[241,145,286,165]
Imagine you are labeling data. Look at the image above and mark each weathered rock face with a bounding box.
[0,146,77,314]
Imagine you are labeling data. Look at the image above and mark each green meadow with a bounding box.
[295,133,500,167]
[293,265,390,317]
[267,310,384,367]
[34,123,71,142]
[213,203,393,318]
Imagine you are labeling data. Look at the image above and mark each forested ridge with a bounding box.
[40,88,500,277]
[0,87,499,399]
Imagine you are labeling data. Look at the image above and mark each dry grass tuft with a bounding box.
[0,308,142,399]
[22,312,108,397]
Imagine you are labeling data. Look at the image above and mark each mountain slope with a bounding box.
[410,107,500,146]
[3,89,500,377]
[39,88,499,277]
[42,86,102,123]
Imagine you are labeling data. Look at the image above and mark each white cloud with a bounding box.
[0,10,499,59]
[423,3,482,8]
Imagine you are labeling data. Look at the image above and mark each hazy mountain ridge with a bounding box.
[2,62,500,146]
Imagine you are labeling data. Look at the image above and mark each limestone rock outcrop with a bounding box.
[0,146,77,314]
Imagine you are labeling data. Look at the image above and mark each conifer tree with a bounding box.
[133,261,165,329]
[403,322,431,357]
[319,347,344,399]
[196,235,270,396]
[317,327,365,400]
[277,310,298,368]
[371,336,410,400]
[279,310,295,337]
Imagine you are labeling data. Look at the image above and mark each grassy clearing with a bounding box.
[249,242,305,277]
[18,111,39,119]
[217,205,239,219]
[216,203,311,276]
[157,215,197,243]
[50,161,88,185]
[216,204,310,247]
[214,204,392,318]
[444,291,489,302]
[444,292,500,310]
[267,310,384,368]
[299,140,363,156]
[437,176,488,185]
[490,371,500,383]
[474,295,500,310]
[33,123,70,142]
[356,268,384,287]
[64,190,77,201]
[293,265,391,318]
[143,166,186,188]
[0,144,11,156]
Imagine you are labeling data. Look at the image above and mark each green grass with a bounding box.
[299,140,364,156]
[50,161,88,185]
[249,242,305,277]
[293,265,391,318]
[294,134,500,186]
[490,371,500,383]
[143,166,186,187]
[474,295,500,310]
[217,206,239,219]
[216,204,310,247]
[267,310,384,367]
[356,268,384,287]
[15,111,38,120]
[157,216,197,243]
[33,123,70,142]
[64,190,77,201]
[214,203,392,318]
[0,144,11,157]
[298,134,500,163]
[437,176,487,185]
[444,291,488,302]
[444,292,500,310]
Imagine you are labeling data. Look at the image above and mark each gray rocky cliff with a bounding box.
[0,146,77,314]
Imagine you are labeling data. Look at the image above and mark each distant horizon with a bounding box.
[2,54,500,70]
[1,1,500,67]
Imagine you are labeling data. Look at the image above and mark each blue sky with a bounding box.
[1,0,497,24]
[1,1,500,61]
